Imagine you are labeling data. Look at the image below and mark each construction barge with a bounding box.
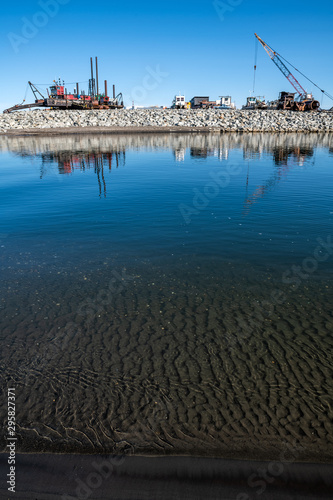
[4,57,124,114]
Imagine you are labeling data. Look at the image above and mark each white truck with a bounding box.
[171,94,186,109]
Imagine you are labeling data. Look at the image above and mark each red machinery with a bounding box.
[3,57,124,113]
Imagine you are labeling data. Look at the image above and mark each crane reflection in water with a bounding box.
[242,144,315,215]
[39,150,126,198]
[4,133,331,207]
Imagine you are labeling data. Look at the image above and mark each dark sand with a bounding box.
[0,453,333,499]
[1,259,332,462]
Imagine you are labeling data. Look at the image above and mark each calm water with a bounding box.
[0,133,332,461]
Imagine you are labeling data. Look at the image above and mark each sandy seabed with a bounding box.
[0,256,332,464]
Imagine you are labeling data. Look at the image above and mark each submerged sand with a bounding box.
[0,258,332,463]
[0,132,332,477]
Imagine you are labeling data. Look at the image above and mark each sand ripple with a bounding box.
[0,260,332,462]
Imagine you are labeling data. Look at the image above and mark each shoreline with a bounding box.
[0,126,222,136]
[1,453,332,499]
[1,124,333,136]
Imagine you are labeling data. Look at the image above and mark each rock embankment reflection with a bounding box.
[1,133,329,201]
[1,132,332,161]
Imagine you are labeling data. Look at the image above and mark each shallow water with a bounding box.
[0,133,332,461]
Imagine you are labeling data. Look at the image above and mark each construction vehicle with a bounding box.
[3,58,124,113]
[242,96,268,110]
[254,34,321,111]
[199,100,219,109]
[276,91,320,111]
[171,94,186,109]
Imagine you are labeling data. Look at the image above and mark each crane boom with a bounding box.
[254,33,306,96]
[28,81,45,101]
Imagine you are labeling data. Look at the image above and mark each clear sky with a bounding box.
[1,0,333,110]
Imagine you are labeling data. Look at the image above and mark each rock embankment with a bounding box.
[1,109,333,133]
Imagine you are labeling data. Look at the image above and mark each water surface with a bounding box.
[0,133,332,461]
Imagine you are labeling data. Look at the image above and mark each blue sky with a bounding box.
[1,0,333,110]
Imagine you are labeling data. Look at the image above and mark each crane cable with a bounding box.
[64,81,89,85]
[277,53,333,102]
[34,80,89,86]
[31,83,48,98]
[32,80,90,97]
[20,83,29,105]
[253,37,258,93]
